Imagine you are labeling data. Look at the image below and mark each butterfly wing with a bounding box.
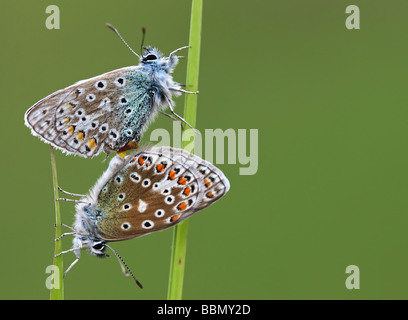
[24,66,156,157]
[92,147,230,241]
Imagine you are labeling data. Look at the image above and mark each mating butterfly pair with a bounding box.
[24,25,230,287]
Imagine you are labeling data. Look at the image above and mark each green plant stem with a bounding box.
[167,0,203,300]
[49,146,64,300]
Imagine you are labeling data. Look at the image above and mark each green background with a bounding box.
[1,0,407,299]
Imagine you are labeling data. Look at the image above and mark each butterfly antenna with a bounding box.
[106,23,141,59]
[140,27,146,55]
[105,243,143,289]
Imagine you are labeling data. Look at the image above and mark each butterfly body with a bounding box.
[67,146,229,265]
[25,47,185,157]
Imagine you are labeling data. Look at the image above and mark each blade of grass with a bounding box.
[49,146,64,300]
[167,0,203,300]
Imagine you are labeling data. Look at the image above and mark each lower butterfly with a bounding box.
[56,146,230,288]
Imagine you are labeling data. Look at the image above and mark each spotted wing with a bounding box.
[24,66,156,158]
[93,146,230,241]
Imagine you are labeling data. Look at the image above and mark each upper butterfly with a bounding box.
[24,24,197,158]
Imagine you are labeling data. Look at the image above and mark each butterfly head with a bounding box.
[88,240,109,258]
[141,46,179,73]
[141,46,162,62]
[72,232,109,258]
[72,202,109,258]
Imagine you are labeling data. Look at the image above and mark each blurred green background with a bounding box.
[1,0,407,299]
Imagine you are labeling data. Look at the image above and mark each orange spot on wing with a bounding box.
[67,103,75,110]
[63,117,70,124]
[204,179,211,187]
[183,187,191,196]
[206,191,214,198]
[88,138,96,149]
[178,177,187,185]
[76,132,84,141]
[156,164,164,172]
[67,126,74,135]
[171,214,181,222]
[177,202,188,211]
[169,170,176,180]
[138,156,145,165]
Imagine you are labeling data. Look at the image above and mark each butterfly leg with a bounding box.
[169,45,190,57]
[58,186,86,198]
[165,98,200,135]
[117,141,139,158]
[54,221,75,241]
[61,223,75,232]
[169,88,199,95]
[159,111,179,122]
[55,232,76,241]
[54,223,87,242]
[54,223,75,232]
[63,258,79,278]
[55,247,78,257]
[56,197,90,205]
[160,111,186,130]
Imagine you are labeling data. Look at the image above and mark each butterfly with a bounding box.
[56,146,230,287]
[24,24,198,158]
